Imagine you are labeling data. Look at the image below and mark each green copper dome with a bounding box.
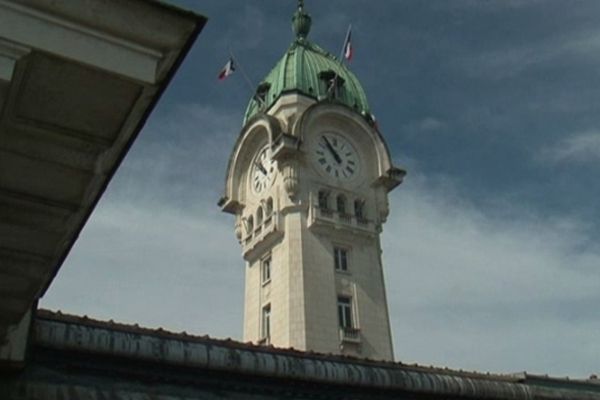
[243,3,370,124]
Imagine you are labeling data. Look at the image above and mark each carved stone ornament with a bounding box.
[282,162,299,199]
[234,219,243,241]
[377,192,390,223]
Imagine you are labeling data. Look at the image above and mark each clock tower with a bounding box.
[219,2,405,360]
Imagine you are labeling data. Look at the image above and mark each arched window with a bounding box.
[354,199,366,220]
[265,197,274,216]
[318,190,329,210]
[245,216,254,234]
[256,206,263,226]
[337,194,346,214]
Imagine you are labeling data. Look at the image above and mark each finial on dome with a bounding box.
[292,0,311,39]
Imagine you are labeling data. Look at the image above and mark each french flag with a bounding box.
[343,27,353,61]
[218,58,235,80]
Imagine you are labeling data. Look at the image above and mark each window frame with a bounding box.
[318,70,346,99]
[336,194,347,215]
[337,296,353,329]
[318,190,330,210]
[354,199,366,220]
[261,255,272,285]
[255,82,271,106]
[256,206,263,226]
[245,215,254,233]
[261,303,271,343]
[333,246,349,272]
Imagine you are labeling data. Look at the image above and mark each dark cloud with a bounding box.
[42,1,600,378]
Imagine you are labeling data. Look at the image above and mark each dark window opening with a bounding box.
[337,297,353,329]
[262,304,271,342]
[354,199,366,220]
[318,190,330,210]
[255,82,271,105]
[318,70,345,99]
[334,247,348,272]
[337,195,346,214]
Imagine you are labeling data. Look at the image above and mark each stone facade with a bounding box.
[221,94,404,360]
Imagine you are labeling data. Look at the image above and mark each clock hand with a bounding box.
[255,161,268,175]
[322,136,342,164]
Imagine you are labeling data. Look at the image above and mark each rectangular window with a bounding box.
[354,199,365,220]
[261,256,271,284]
[334,247,348,272]
[261,304,271,342]
[337,297,353,329]
[318,190,329,210]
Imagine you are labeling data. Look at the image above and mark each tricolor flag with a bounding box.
[218,58,235,80]
[343,26,353,61]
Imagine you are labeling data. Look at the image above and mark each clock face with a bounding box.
[250,144,276,195]
[312,132,360,181]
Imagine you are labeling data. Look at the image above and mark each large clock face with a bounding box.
[312,132,360,181]
[250,144,276,195]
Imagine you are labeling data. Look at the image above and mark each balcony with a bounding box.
[339,213,352,224]
[320,207,334,218]
[339,327,361,343]
[308,204,376,236]
[242,212,283,260]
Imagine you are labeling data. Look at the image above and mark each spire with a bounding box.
[292,0,311,39]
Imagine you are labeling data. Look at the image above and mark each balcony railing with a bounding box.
[241,212,283,259]
[264,215,272,227]
[319,207,334,218]
[339,212,352,224]
[310,204,374,234]
[339,327,361,343]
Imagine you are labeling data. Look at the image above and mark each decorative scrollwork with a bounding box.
[283,162,299,199]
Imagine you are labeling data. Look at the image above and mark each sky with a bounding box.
[40,1,600,377]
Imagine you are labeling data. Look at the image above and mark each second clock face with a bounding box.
[312,132,361,181]
[250,144,276,195]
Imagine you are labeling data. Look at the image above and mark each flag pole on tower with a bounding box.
[219,50,265,107]
[339,24,353,62]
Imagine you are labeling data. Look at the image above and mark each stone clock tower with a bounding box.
[219,2,405,361]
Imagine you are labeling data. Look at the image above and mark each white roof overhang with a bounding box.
[0,0,206,363]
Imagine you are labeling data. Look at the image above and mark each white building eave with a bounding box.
[0,0,206,363]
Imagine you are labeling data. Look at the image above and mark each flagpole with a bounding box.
[327,24,352,100]
[228,50,263,105]
[338,24,352,65]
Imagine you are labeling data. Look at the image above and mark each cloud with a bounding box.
[41,102,599,378]
[384,174,600,375]
[452,28,600,80]
[104,103,240,207]
[417,117,446,132]
[538,131,600,164]
[41,103,244,338]
[41,200,243,339]
[402,117,447,138]
[214,4,267,51]
[431,0,550,11]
